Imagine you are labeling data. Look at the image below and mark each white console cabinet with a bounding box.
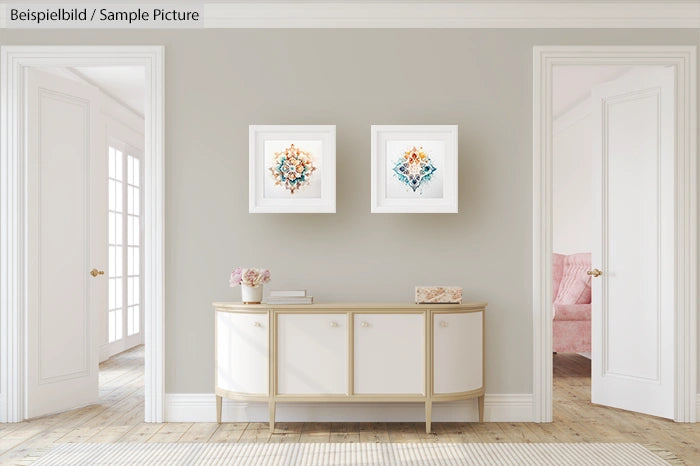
[213,302,486,433]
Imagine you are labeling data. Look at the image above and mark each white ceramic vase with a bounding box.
[241,284,263,304]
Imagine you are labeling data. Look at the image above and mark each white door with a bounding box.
[26,69,105,418]
[277,314,346,394]
[590,66,675,419]
[354,313,424,394]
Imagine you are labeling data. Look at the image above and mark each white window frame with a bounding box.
[106,137,145,357]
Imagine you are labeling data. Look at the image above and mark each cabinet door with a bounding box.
[216,312,268,394]
[277,313,347,394]
[354,313,424,394]
[433,311,483,394]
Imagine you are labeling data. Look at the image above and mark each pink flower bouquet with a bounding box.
[229,267,271,288]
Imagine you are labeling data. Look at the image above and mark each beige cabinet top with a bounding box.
[213,302,487,312]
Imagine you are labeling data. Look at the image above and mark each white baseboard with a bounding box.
[696,394,700,422]
[164,393,534,423]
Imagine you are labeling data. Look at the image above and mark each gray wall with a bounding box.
[1,29,698,395]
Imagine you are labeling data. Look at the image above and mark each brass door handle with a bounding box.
[90,268,105,277]
[587,268,602,277]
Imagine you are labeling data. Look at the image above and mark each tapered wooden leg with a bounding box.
[216,395,222,423]
[478,395,484,422]
[425,400,432,434]
[269,400,276,432]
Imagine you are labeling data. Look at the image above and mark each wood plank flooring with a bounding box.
[0,348,697,464]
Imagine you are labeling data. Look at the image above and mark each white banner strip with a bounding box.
[1,2,700,29]
[4,4,202,28]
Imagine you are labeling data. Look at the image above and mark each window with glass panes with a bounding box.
[108,145,142,343]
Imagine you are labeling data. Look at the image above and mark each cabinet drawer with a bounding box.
[277,313,347,395]
[354,313,424,394]
[216,312,268,395]
[433,311,483,394]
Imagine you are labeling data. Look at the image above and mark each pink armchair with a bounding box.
[552,253,592,353]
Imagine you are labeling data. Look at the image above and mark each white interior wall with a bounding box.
[553,100,593,255]
[5,29,695,417]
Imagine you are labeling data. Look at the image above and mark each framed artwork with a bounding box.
[249,125,336,213]
[371,125,458,213]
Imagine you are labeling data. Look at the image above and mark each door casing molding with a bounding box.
[532,45,697,422]
[0,45,165,422]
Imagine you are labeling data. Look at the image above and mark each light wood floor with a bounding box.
[0,348,698,465]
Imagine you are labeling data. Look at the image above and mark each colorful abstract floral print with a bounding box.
[392,146,437,193]
[269,144,317,194]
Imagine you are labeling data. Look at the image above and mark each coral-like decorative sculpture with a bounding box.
[415,286,463,304]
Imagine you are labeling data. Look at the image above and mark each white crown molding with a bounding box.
[202,2,700,29]
[66,68,145,120]
[164,393,534,423]
[553,98,591,135]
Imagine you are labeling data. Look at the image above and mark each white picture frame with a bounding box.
[249,125,336,213]
[371,125,458,213]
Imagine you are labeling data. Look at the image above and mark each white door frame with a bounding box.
[532,46,697,422]
[0,46,165,423]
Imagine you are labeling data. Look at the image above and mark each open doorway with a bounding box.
[0,46,164,424]
[23,65,145,419]
[551,65,632,416]
[552,63,683,420]
[552,63,677,419]
[532,46,697,423]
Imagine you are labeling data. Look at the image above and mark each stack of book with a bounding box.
[264,290,314,305]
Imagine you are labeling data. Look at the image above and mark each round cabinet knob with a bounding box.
[440,321,448,328]
[361,321,369,328]
[329,321,338,328]
[253,321,261,327]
